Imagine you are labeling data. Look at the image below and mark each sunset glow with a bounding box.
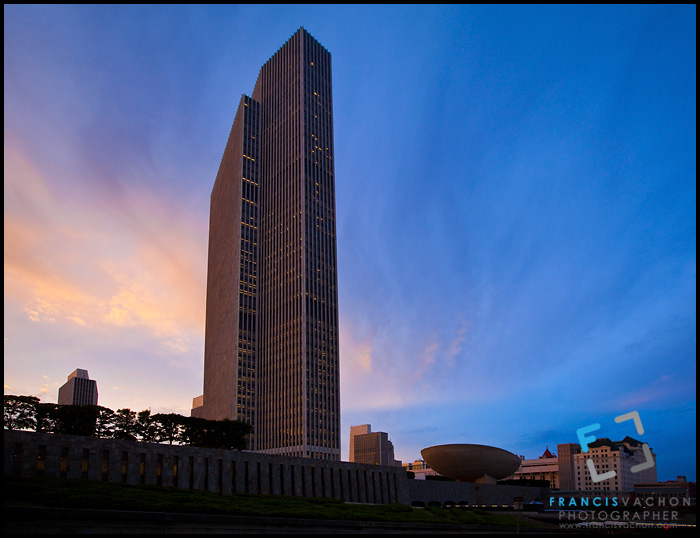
[4,5,695,479]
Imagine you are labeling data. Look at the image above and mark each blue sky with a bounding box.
[4,5,695,480]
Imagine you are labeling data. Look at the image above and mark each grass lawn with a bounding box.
[4,474,544,528]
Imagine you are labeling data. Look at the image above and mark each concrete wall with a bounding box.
[4,430,409,505]
[408,479,549,507]
[5,430,550,509]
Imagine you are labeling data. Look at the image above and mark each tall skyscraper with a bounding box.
[58,369,98,406]
[193,28,340,461]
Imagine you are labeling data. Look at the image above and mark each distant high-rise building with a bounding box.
[194,28,340,460]
[349,424,400,467]
[57,369,98,406]
[557,443,579,490]
[349,424,371,463]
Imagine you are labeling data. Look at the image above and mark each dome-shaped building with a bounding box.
[421,444,522,483]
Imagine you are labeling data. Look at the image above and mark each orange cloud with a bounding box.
[339,316,417,410]
[4,142,207,354]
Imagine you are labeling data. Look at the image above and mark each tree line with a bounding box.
[3,395,251,451]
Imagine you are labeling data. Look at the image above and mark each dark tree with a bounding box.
[113,408,138,441]
[94,406,117,438]
[30,403,99,436]
[180,416,251,450]
[52,405,99,436]
[152,413,185,445]
[35,402,58,433]
[179,416,208,447]
[3,395,40,431]
[214,418,252,451]
[6,393,251,450]
[137,409,158,443]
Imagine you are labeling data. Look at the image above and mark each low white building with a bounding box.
[509,447,559,488]
[403,459,440,480]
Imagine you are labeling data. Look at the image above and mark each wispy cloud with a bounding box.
[4,143,207,350]
[4,140,208,410]
[446,318,469,365]
[613,375,695,411]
